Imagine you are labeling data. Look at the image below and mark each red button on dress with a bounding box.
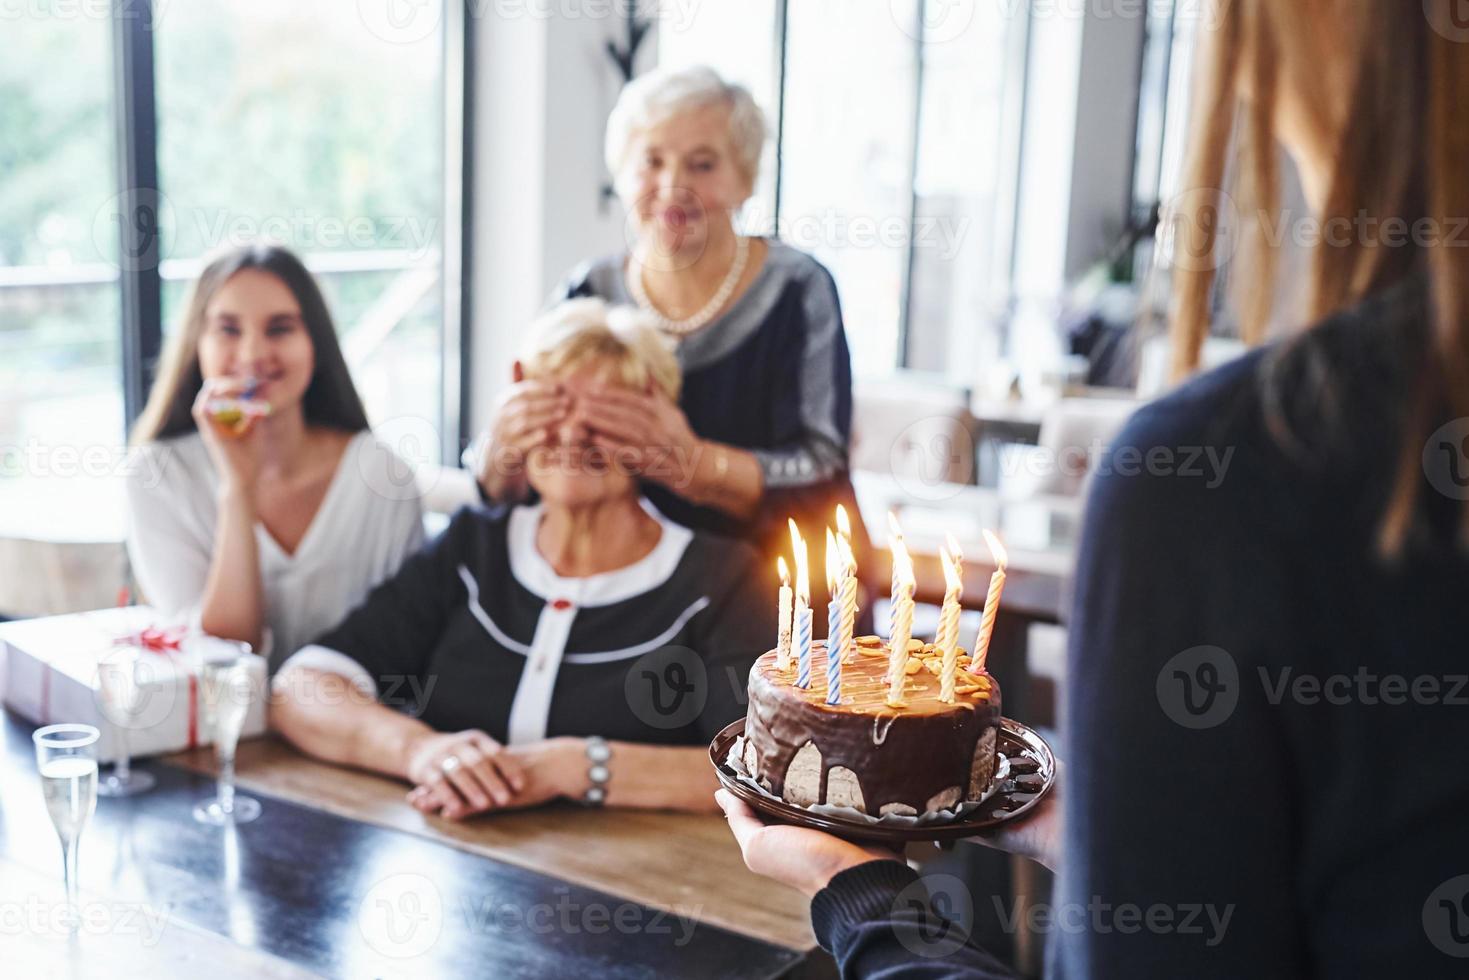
[550,598,574,611]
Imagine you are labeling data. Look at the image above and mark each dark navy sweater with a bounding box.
[812,276,1469,977]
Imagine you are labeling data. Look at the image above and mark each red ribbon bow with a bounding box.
[110,623,197,748]
[115,625,187,654]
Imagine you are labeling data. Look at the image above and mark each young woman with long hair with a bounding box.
[126,244,423,670]
[718,3,1469,975]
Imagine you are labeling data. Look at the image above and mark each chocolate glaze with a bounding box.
[744,637,1001,814]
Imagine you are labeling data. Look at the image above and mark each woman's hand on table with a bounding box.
[716,789,903,899]
[581,386,702,488]
[403,729,527,820]
[474,379,569,502]
[406,737,585,820]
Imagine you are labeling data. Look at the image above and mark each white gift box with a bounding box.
[0,605,267,761]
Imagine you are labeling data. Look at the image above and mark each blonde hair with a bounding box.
[521,298,681,400]
[605,65,767,195]
[1167,0,1469,554]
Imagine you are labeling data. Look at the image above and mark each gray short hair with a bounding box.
[605,65,767,196]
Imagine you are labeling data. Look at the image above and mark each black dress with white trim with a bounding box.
[287,499,773,747]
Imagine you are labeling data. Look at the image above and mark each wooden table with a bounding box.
[0,710,820,978]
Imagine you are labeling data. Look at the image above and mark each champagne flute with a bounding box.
[96,651,157,796]
[193,655,261,824]
[33,724,100,931]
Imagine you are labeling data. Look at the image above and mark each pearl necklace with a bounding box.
[627,235,750,338]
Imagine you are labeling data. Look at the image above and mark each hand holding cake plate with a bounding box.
[710,515,1056,844]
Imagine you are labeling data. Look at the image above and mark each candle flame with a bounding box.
[825,527,839,594]
[789,517,802,552]
[793,531,810,602]
[777,555,790,587]
[982,529,1008,570]
[839,533,856,573]
[836,504,852,540]
[886,509,904,541]
[892,537,914,589]
[945,532,963,566]
[941,545,963,593]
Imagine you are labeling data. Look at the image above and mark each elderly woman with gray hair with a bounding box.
[469,64,871,616]
[273,299,772,818]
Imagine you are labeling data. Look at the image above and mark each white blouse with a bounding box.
[124,430,424,670]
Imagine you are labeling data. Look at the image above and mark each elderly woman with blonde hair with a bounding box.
[272,298,773,818]
[468,64,872,620]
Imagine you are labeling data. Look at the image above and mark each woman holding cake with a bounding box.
[466,65,872,617]
[126,244,424,671]
[272,299,773,818]
[719,2,1469,976]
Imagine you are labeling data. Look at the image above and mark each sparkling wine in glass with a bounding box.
[34,724,100,931]
[96,651,157,796]
[193,655,261,824]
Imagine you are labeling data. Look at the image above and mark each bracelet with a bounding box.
[582,736,611,806]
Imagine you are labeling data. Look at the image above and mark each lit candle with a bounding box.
[938,543,964,703]
[776,556,793,672]
[835,506,859,663]
[792,521,813,689]
[886,510,904,613]
[886,516,915,706]
[825,529,842,704]
[969,530,1008,674]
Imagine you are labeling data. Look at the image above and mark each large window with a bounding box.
[0,0,463,521]
[154,0,448,431]
[658,0,1024,381]
[0,9,123,516]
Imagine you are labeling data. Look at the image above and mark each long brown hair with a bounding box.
[130,245,370,444]
[1167,0,1469,554]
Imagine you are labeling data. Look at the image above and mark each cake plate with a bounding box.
[709,717,1055,844]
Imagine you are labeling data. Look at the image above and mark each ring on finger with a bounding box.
[441,755,461,774]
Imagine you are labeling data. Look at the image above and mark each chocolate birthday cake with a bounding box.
[737,635,1001,817]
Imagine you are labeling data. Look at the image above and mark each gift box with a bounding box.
[0,605,267,761]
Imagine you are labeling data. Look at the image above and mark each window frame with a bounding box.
[107,0,471,463]
[760,0,1032,376]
